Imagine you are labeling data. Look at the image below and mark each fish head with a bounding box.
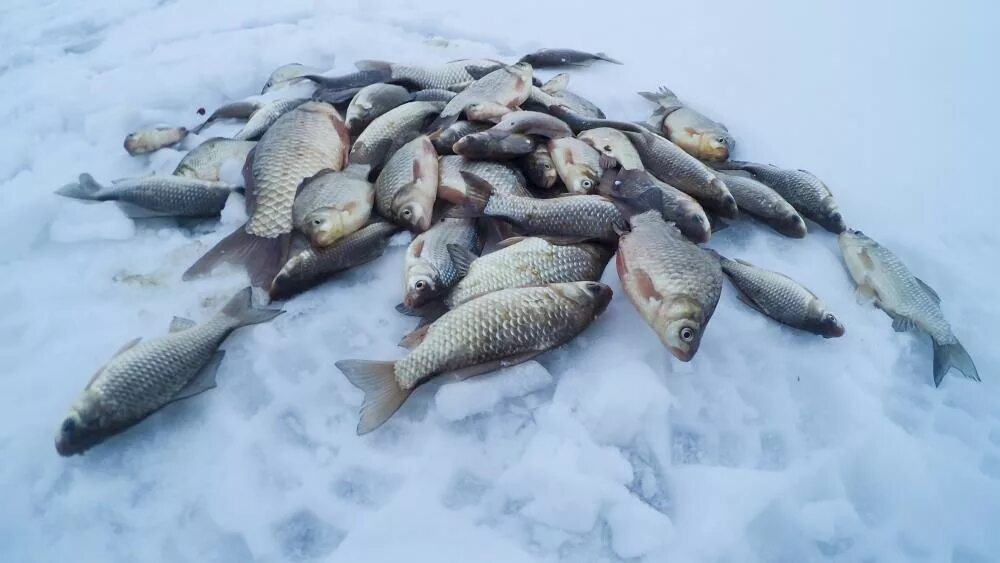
[525,150,557,188]
[699,133,733,161]
[677,207,712,243]
[54,400,107,456]
[455,131,534,159]
[556,281,614,316]
[778,212,808,238]
[805,301,846,338]
[393,189,433,232]
[655,296,706,362]
[345,100,374,133]
[818,201,847,234]
[711,178,740,219]
[404,267,442,309]
[303,207,348,247]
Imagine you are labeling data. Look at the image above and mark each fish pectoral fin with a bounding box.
[169,316,197,333]
[890,315,917,333]
[169,350,225,403]
[914,277,942,304]
[632,269,664,302]
[398,324,431,350]
[115,202,175,219]
[447,351,544,381]
[735,291,768,316]
[112,337,143,357]
[446,243,479,278]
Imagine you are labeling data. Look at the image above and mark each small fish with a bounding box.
[411,88,459,102]
[548,137,606,194]
[190,101,261,134]
[375,135,439,231]
[599,169,710,243]
[233,98,309,141]
[518,48,623,69]
[173,138,257,183]
[454,171,624,243]
[437,155,529,204]
[124,127,188,155]
[429,63,533,131]
[616,210,723,361]
[714,171,806,238]
[430,121,490,155]
[839,229,978,386]
[718,255,844,337]
[292,166,374,247]
[577,127,644,170]
[521,145,558,189]
[344,83,413,133]
[713,161,845,233]
[56,173,234,218]
[489,110,572,139]
[55,287,283,456]
[350,101,446,170]
[336,281,613,434]
[403,218,481,308]
[269,221,399,300]
[639,86,733,162]
[262,63,323,93]
[533,73,607,119]
[625,130,738,218]
[453,130,537,160]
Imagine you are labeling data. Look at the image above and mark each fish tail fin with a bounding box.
[220,286,284,327]
[595,52,623,65]
[443,171,495,218]
[55,173,105,201]
[335,360,410,435]
[933,339,980,386]
[427,111,460,135]
[182,223,290,288]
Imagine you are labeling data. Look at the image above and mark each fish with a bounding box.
[536,73,607,119]
[350,101,445,170]
[454,171,625,243]
[292,166,374,247]
[524,85,631,130]
[639,86,733,161]
[190,101,261,134]
[442,236,613,309]
[184,101,351,287]
[718,255,844,337]
[403,218,481,308]
[489,110,572,139]
[410,88,458,102]
[599,169,711,243]
[336,281,613,434]
[714,171,806,238]
[344,83,414,133]
[352,58,506,90]
[712,161,846,233]
[173,138,257,183]
[124,127,188,155]
[56,173,234,218]
[437,155,530,204]
[838,229,979,386]
[548,137,607,194]
[616,210,723,361]
[54,287,283,456]
[430,121,490,155]
[452,130,537,160]
[521,145,559,189]
[262,63,323,93]
[269,221,399,300]
[624,129,738,218]
[233,98,309,141]
[519,48,622,68]
[375,135,439,231]
[577,127,644,170]
[429,63,533,131]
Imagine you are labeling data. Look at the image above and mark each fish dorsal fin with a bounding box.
[447,352,544,381]
[733,258,756,267]
[168,350,224,404]
[398,324,431,350]
[169,317,197,332]
[541,73,570,94]
[495,236,528,249]
[446,243,478,278]
[914,277,941,304]
[112,337,143,357]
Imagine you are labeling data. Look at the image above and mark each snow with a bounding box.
[1,0,998,561]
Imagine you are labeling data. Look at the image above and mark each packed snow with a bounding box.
[1,0,998,561]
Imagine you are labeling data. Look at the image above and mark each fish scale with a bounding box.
[107,177,232,214]
[233,98,308,141]
[483,193,624,242]
[387,59,500,89]
[351,101,444,168]
[719,257,837,334]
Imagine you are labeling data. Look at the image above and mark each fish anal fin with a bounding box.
[735,291,767,316]
[398,324,431,350]
[167,350,224,404]
[169,317,197,332]
[447,351,544,381]
[890,315,916,333]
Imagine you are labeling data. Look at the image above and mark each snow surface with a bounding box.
[2,0,999,561]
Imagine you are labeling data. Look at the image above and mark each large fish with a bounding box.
[518,48,622,69]
[124,126,188,155]
[839,229,979,386]
[548,137,606,194]
[639,86,733,162]
[437,156,530,204]
[292,166,374,247]
[616,210,723,361]
[350,101,445,171]
[233,98,308,141]
[624,130,738,218]
[489,110,572,139]
[718,255,844,337]
[54,287,283,456]
[183,101,351,287]
[714,171,806,238]
[429,63,533,131]
[375,135,439,231]
[599,169,711,243]
[713,161,846,233]
[336,281,613,434]
[56,173,234,218]
[403,218,481,308]
[578,127,644,170]
[173,138,257,183]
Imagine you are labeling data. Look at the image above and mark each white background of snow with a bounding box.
[1,0,998,561]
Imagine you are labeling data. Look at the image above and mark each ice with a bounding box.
[1,0,999,561]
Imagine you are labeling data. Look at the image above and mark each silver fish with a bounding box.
[350,101,445,170]
[54,287,283,456]
[548,137,605,194]
[537,74,607,119]
[490,110,572,139]
[403,218,481,308]
[262,63,323,93]
[452,130,537,160]
[616,210,723,361]
[375,135,439,231]
[839,229,979,386]
[336,281,613,434]
[184,101,351,287]
[718,255,844,337]
[599,169,711,243]
[345,83,413,133]
[269,221,399,300]
[354,58,505,90]
[713,161,846,233]
[429,63,533,131]
[292,166,374,247]
[521,145,558,189]
[639,86,733,162]
[519,48,622,69]
[56,173,233,218]
[124,127,188,155]
[191,101,261,134]
[430,121,490,155]
[173,137,257,183]
[624,130,738,218]
[714,171,806,238]
[578,127,644,170]
[437,155,530,204]
[233,98,308,141]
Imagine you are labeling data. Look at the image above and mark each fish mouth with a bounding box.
[55,437,77,456]
[823,324,846,338]
[667,344,696,362]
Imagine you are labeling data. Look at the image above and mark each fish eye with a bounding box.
[581,179,593,189]
[825,313,837,323]
[311,218,323,226]
[543,163,551,169]
[61,418,76,435]
[401,208,412,217]
[584,282,602,294]
[604,145,613,152]
[415,280,426,290]
[679,327,696,342]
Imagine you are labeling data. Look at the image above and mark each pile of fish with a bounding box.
[53,48,980,453]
